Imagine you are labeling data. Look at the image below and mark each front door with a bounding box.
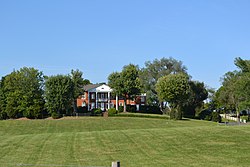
[101,103,105,111]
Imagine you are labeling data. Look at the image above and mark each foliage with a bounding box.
[91,108,102,116]
[108,108,117,115]
[215,57,250,120]
[0,67,45,119]
[169,108,182,120]
[83,79,91,85]
[139,105,162,114]
[108,64,142,112]
[140,57,187,106]
[211,112,222,123]
[156,73,190,119]
[118,106,124,113]
[77,106,88,113]
[51,112,62,119]
[156,73,190,105]
[182,81,208,118]
[126,105,136,112]
[44,75,73,116]
[197,109,212,120]
[70,69,85,114]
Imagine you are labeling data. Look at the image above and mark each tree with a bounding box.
[70,69,85,115]
[108,64,141,112]
[0,77,7,119]
[183,81,208,118]
[156,73,190,119]
[140,57,187,107]
[1,67,45,118]
[44,75,73,116]
[215,57,250,122]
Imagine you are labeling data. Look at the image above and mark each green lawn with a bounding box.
[0,117,249,167]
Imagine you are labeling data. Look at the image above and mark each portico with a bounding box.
[86,84,113,111]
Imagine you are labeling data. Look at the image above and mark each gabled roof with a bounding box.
[83,84,102,91]
[83,84,113,92]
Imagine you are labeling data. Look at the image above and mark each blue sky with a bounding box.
[0,0,249,89]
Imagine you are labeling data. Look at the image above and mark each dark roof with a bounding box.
[83,84,102,91]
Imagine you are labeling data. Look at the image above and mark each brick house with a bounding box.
[77,84,146,111]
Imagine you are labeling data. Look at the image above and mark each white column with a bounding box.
[116,94,118,111]
[108,92,110,109]
[96,92,98,109]
[87,92,90,111]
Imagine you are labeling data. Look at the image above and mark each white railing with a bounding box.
[220,114,246,123]
[97,98,108,102]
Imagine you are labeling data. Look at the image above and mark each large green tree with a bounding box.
[215,57,250,122]
[108,64,141,112]
[156,73,190,119]
[183,81,208,118]
[140,57,187,106]
[0,67,45,119]
[0,77,7,119]
[70,69,85,114]
[44,75,74,116]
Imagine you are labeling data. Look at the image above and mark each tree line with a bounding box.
[5,57,246,120]
[0,68,90,119]
[108,57,208,119]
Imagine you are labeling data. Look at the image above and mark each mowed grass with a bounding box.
[0,117,249,167]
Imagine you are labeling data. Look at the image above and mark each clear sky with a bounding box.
[0,0,250,89]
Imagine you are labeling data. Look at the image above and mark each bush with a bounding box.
[139,105,162,114]
[169,108,182,120]
[162,106,171,115]
[205,115,212,121]
[126,105,136,113]
[77,106,88,113]
[241,110,247,116]
[108,108,117,115]
[211,112,222,123]
[51,112,62,119]
[0,111,8,120]
[197,109,212,120]
[118,106,124,113]
[241,115,250,122]
[91,108,102,116]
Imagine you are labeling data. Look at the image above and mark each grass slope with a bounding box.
[0,117,249,167]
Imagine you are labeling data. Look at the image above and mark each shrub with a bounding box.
[0,111,8,120]
[169,108,182,120]
[162,106,171,115]
[241,110,247,116]
[118,106,124,113]
[108,108,117,115]
[205,115,212,121]
[140,105,162,114]
[91,108,102,116]
[51,112,62,119]
[241,115,250,122]
[77,106,88,113]
[211,112,222,122]
[126,105,136,112]
[197,109,212,120]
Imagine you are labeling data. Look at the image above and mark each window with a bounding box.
[101,93,104,99]
[82,102,86,107]
[141,96,145,102]
[81,94,85,99]
[119,102,123,106]
[91,102,95,109]
[91,93,95,99]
